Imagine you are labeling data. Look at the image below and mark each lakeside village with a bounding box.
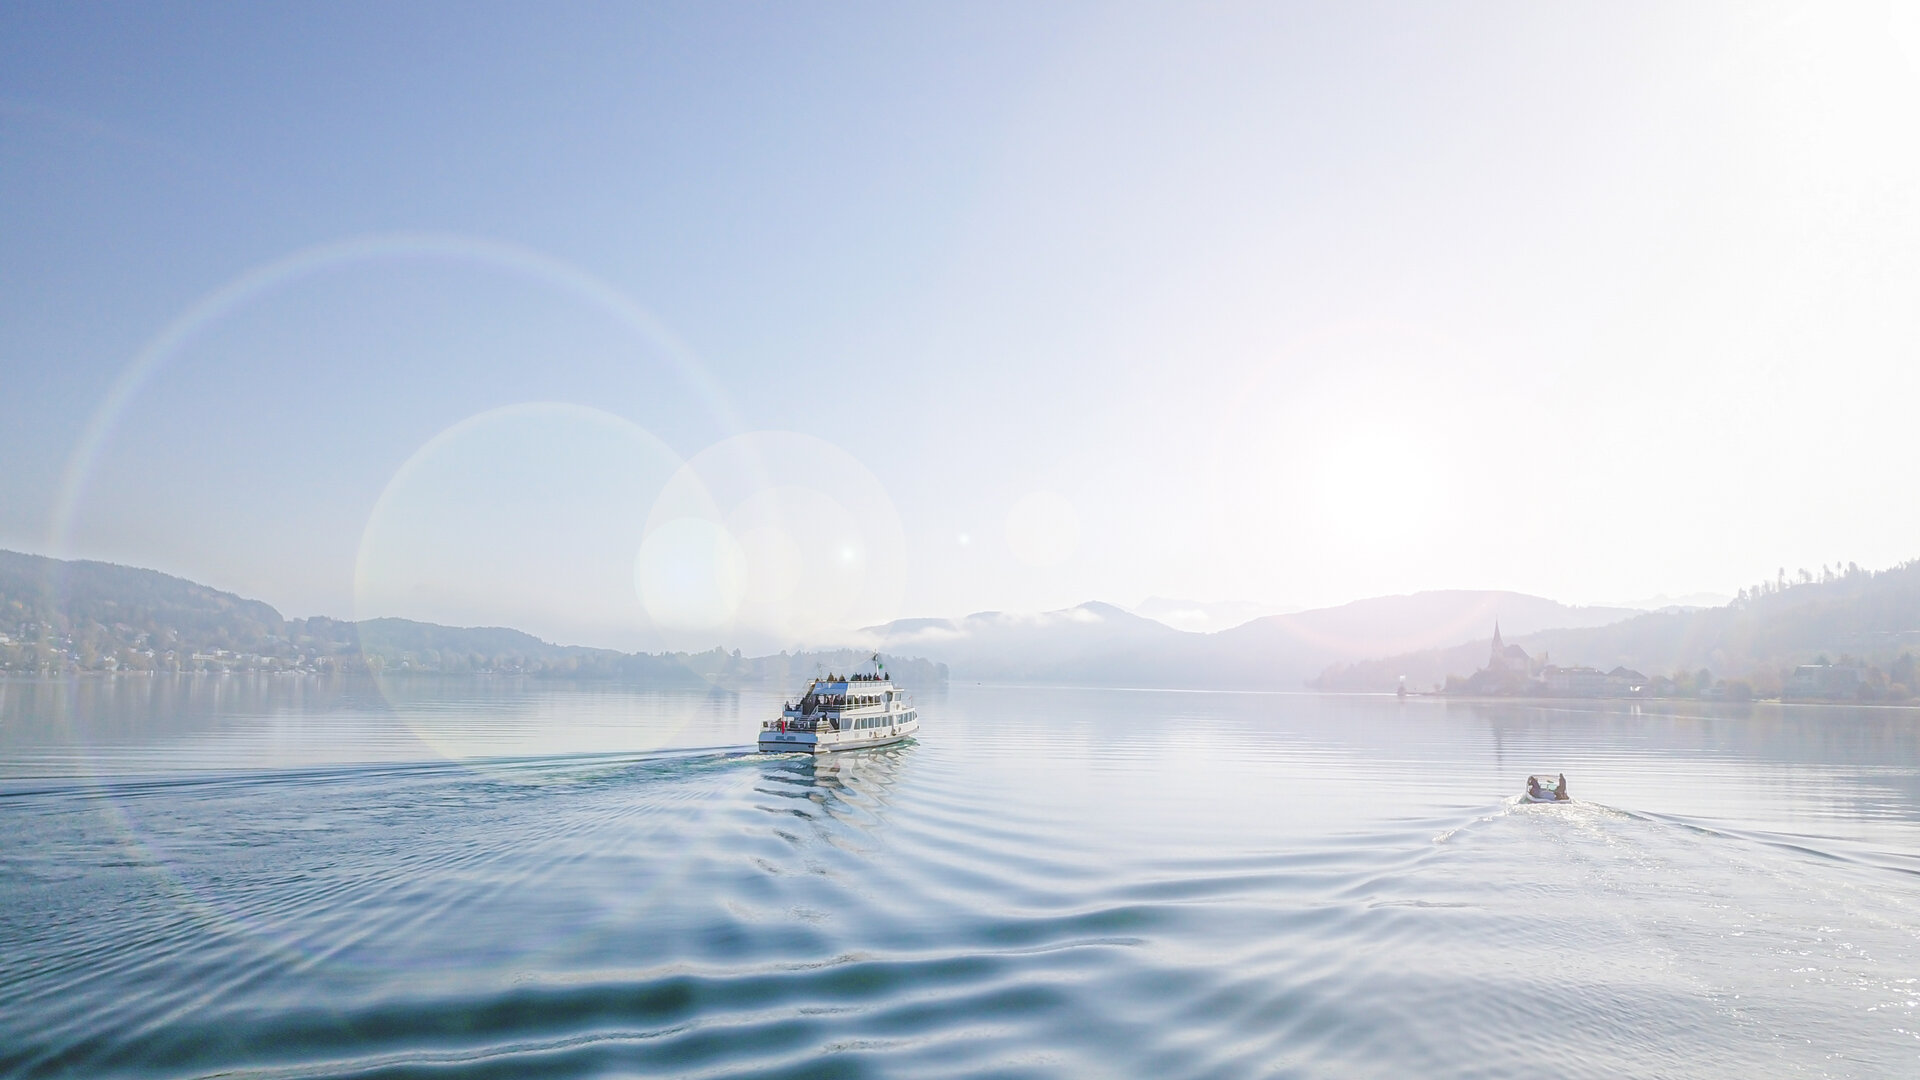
[1442,624,1917,703]
[0,622,777,682]
[0,612,949,690]
[0,613,510,676]
[0,624,326,674]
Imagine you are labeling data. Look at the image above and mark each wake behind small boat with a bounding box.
[1524,774,1571,802]
[758,655,920,754]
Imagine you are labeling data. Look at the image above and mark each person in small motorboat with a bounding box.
[1526,776,1543,799]
[1554,774,1568,801]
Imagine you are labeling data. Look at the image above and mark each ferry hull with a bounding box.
[757,721,919,754]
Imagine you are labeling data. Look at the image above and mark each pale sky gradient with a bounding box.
[5,2,1920,651]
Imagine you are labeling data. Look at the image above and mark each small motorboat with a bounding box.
[1523,774,1570,802]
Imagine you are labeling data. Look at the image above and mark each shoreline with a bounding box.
[3,673,1912,709]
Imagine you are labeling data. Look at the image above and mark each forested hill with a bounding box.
[0,548,614,675]
[0,549,946,688]
[1,548,285,647]
[1313,561,1920,696]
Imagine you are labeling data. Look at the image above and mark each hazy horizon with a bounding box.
[1,540,1746,649]
[7,2,1920,653]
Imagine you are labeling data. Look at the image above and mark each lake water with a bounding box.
[3,676,1919,1078]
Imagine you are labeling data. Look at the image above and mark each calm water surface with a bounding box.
[3,676,1919,1078]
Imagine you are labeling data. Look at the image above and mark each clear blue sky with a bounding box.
[6,2,1920,650]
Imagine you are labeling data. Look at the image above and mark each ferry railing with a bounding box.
[765,717,839,732]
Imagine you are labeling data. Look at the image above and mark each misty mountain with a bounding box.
[0,548,628,675]
[0,550,946,688]
[354,618,594,662]
[864,602,1189,685]
[1211,590,1635,667]
[1599,592,1734,612]
[1,548,286,645]
[1313,562,1920,694]
[866,591,1638,689]
[9,547,1690,692]
[1132,597,1277,633]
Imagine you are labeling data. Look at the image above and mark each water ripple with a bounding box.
[4,684,1920,1077]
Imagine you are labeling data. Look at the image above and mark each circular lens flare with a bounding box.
[635,518,750,632]
[46,231,741,561]
[354,402,697,757]
[644,432,908,649]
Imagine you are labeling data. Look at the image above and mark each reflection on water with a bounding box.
[3,680,1919,1078]
[0,674,775,779]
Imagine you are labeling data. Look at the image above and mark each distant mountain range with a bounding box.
[1130,596,1279,633]
[863,591,1638,689]
[0,550,946,688]
[13,547,1914,696]
[1313,562,1920,695]
[3,548,1642,690]
[1596,592,1734,612]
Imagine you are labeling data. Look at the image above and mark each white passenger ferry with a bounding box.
[758,656,920,754]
